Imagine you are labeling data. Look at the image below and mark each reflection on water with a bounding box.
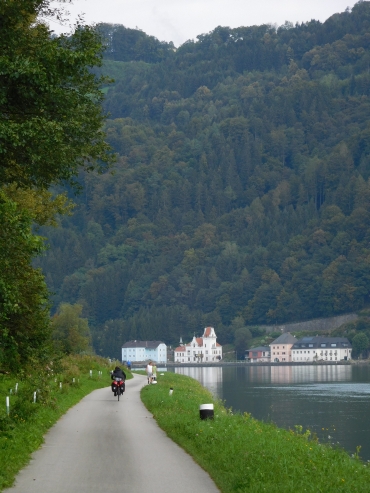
[173,364,370,461]
[175,366,223,395]
[270,364,352,384]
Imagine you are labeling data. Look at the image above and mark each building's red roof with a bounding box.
[174,346,186,352]
[196,337,203,345]
[204,327,212,337]
[216,342,221,347]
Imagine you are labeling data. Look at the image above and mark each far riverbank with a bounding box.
[133,360,362,368]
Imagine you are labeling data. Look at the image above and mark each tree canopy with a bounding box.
[0,0,113,189]
[52,303,92,354]
[0,1,112,369]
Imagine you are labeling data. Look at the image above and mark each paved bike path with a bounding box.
[5,374,219,493]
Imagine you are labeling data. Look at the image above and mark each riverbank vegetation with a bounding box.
[0,355,129,491]
[141,372,370,493]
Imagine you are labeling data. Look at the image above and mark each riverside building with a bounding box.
[174,327,222,363]
[269,332,298,363]
[121,340,167,363]
[291,336,352,362]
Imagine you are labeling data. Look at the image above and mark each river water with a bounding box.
[171,364,370,462]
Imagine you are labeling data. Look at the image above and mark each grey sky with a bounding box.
[49,0,357,47]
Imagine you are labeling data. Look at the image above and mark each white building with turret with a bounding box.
[174,327,222,363]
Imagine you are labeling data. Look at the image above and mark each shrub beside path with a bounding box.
[4,374,219,493]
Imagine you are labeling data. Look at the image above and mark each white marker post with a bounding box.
[59,382,62,389]
[89,370,92,377]
[15,383,18,394]
[6,396,10,415]
[33,391,36,403]
[72,378,75,383]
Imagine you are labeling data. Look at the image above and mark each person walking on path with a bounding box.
[146,361,153,384]
[152,362,157,382]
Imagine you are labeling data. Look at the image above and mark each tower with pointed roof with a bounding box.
[174,327,222,363]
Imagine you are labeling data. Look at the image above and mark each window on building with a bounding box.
[331,344,337,347]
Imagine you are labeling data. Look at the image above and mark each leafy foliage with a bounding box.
[0,0,113,189]
[352,332,370,358]
[0,1,113,368]
[52,303,92,355]
[0,192,51,369]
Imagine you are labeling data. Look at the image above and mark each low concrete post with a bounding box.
[200,404,214,420]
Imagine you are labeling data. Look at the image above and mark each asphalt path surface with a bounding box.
[5,374,219,493]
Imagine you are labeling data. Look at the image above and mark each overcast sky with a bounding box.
[49,0,357,47]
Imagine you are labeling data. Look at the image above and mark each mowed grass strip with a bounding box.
[0,355,130,491]
[141,372,370,493]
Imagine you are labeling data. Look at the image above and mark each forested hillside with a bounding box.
[37,1,370,358]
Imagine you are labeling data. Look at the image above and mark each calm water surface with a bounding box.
[173,365,370,461]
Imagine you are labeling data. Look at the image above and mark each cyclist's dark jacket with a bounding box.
[111,368,126,380]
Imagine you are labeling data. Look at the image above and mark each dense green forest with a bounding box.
[37,1,370,358]
[0,0,112,369]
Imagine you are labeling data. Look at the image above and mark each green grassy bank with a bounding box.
[0,355,131,491]
[141,372,370,493]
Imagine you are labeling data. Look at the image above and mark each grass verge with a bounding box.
[0,355,131,491]
[141,372,370,493]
